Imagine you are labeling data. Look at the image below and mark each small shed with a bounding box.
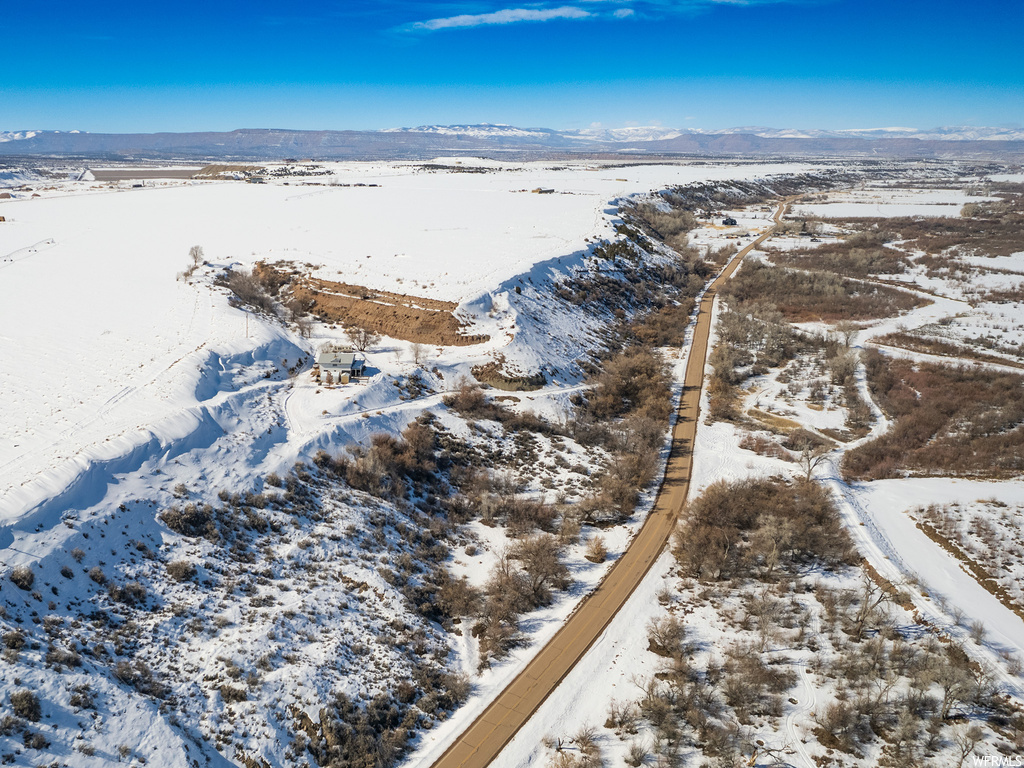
[316,349,365,382]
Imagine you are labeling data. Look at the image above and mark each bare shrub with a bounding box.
[10,690,41,722]
[220,684,248,703]
[511,535,571,607]
[585,535,608,563]
[844,351,1024,479]
[474,552,533,665]
[218,268,276,314]
[2,631,26,650]
[166,560,197,582]
[647,615,687,658]
[814,700,860,752]
[113,659,165,698]
[674,476,854,581]
[160,502,217,539]
[625,740,649,767]
[108,581,147,606]
[9,565,34,591]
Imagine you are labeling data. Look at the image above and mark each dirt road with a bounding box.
[430,202,788,768]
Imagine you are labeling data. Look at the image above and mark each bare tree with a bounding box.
[180,245,206,281]
[410,342,427,366]
[953,724,985,768]
[834,320,859,347]
[510,534,570,607]
[850,572,891,641]
[798,442,830,483]
[348,325,381,352]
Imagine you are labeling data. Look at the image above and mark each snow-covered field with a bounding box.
[0,159,814,526]
[791,185,990,219]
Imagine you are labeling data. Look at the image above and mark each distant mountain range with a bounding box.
[2,124,1023,160]
[387,123,1024,143]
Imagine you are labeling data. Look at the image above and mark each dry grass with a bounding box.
[724,260,928,322]
[873,331,1024,369]
[843,350,1024,479]
[746,407,802,432]
[768,233,910,279]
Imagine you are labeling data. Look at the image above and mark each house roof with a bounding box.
[316,350,360,368]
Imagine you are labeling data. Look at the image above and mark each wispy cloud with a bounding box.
[402,6,591,32]
[396,0,823,33]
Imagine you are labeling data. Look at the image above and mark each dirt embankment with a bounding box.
[193,164,264,178]
[257,263,490,346]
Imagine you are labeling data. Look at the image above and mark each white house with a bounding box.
[316,349,365,383]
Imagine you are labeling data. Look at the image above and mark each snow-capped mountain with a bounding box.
[388,123,575,141]
[0,129,86,143]
[1,124,1022,159]
[568,126,684,142]
[0,130,41,142]
[684,125,1024,141]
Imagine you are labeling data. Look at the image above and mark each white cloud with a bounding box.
[397,0,823,33]
[406,6,591,31]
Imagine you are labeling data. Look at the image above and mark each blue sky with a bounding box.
[2,0,1022,132]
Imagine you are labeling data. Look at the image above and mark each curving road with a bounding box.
[429,201,789,768]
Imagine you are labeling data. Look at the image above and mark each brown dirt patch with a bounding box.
[90,168,203,181]
[259,263,489,346]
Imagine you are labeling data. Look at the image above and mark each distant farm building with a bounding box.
[316,349,365,383]
[722,217,738,226]
[531,188,555,194]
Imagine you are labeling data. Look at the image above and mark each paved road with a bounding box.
[430,202,789,768]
